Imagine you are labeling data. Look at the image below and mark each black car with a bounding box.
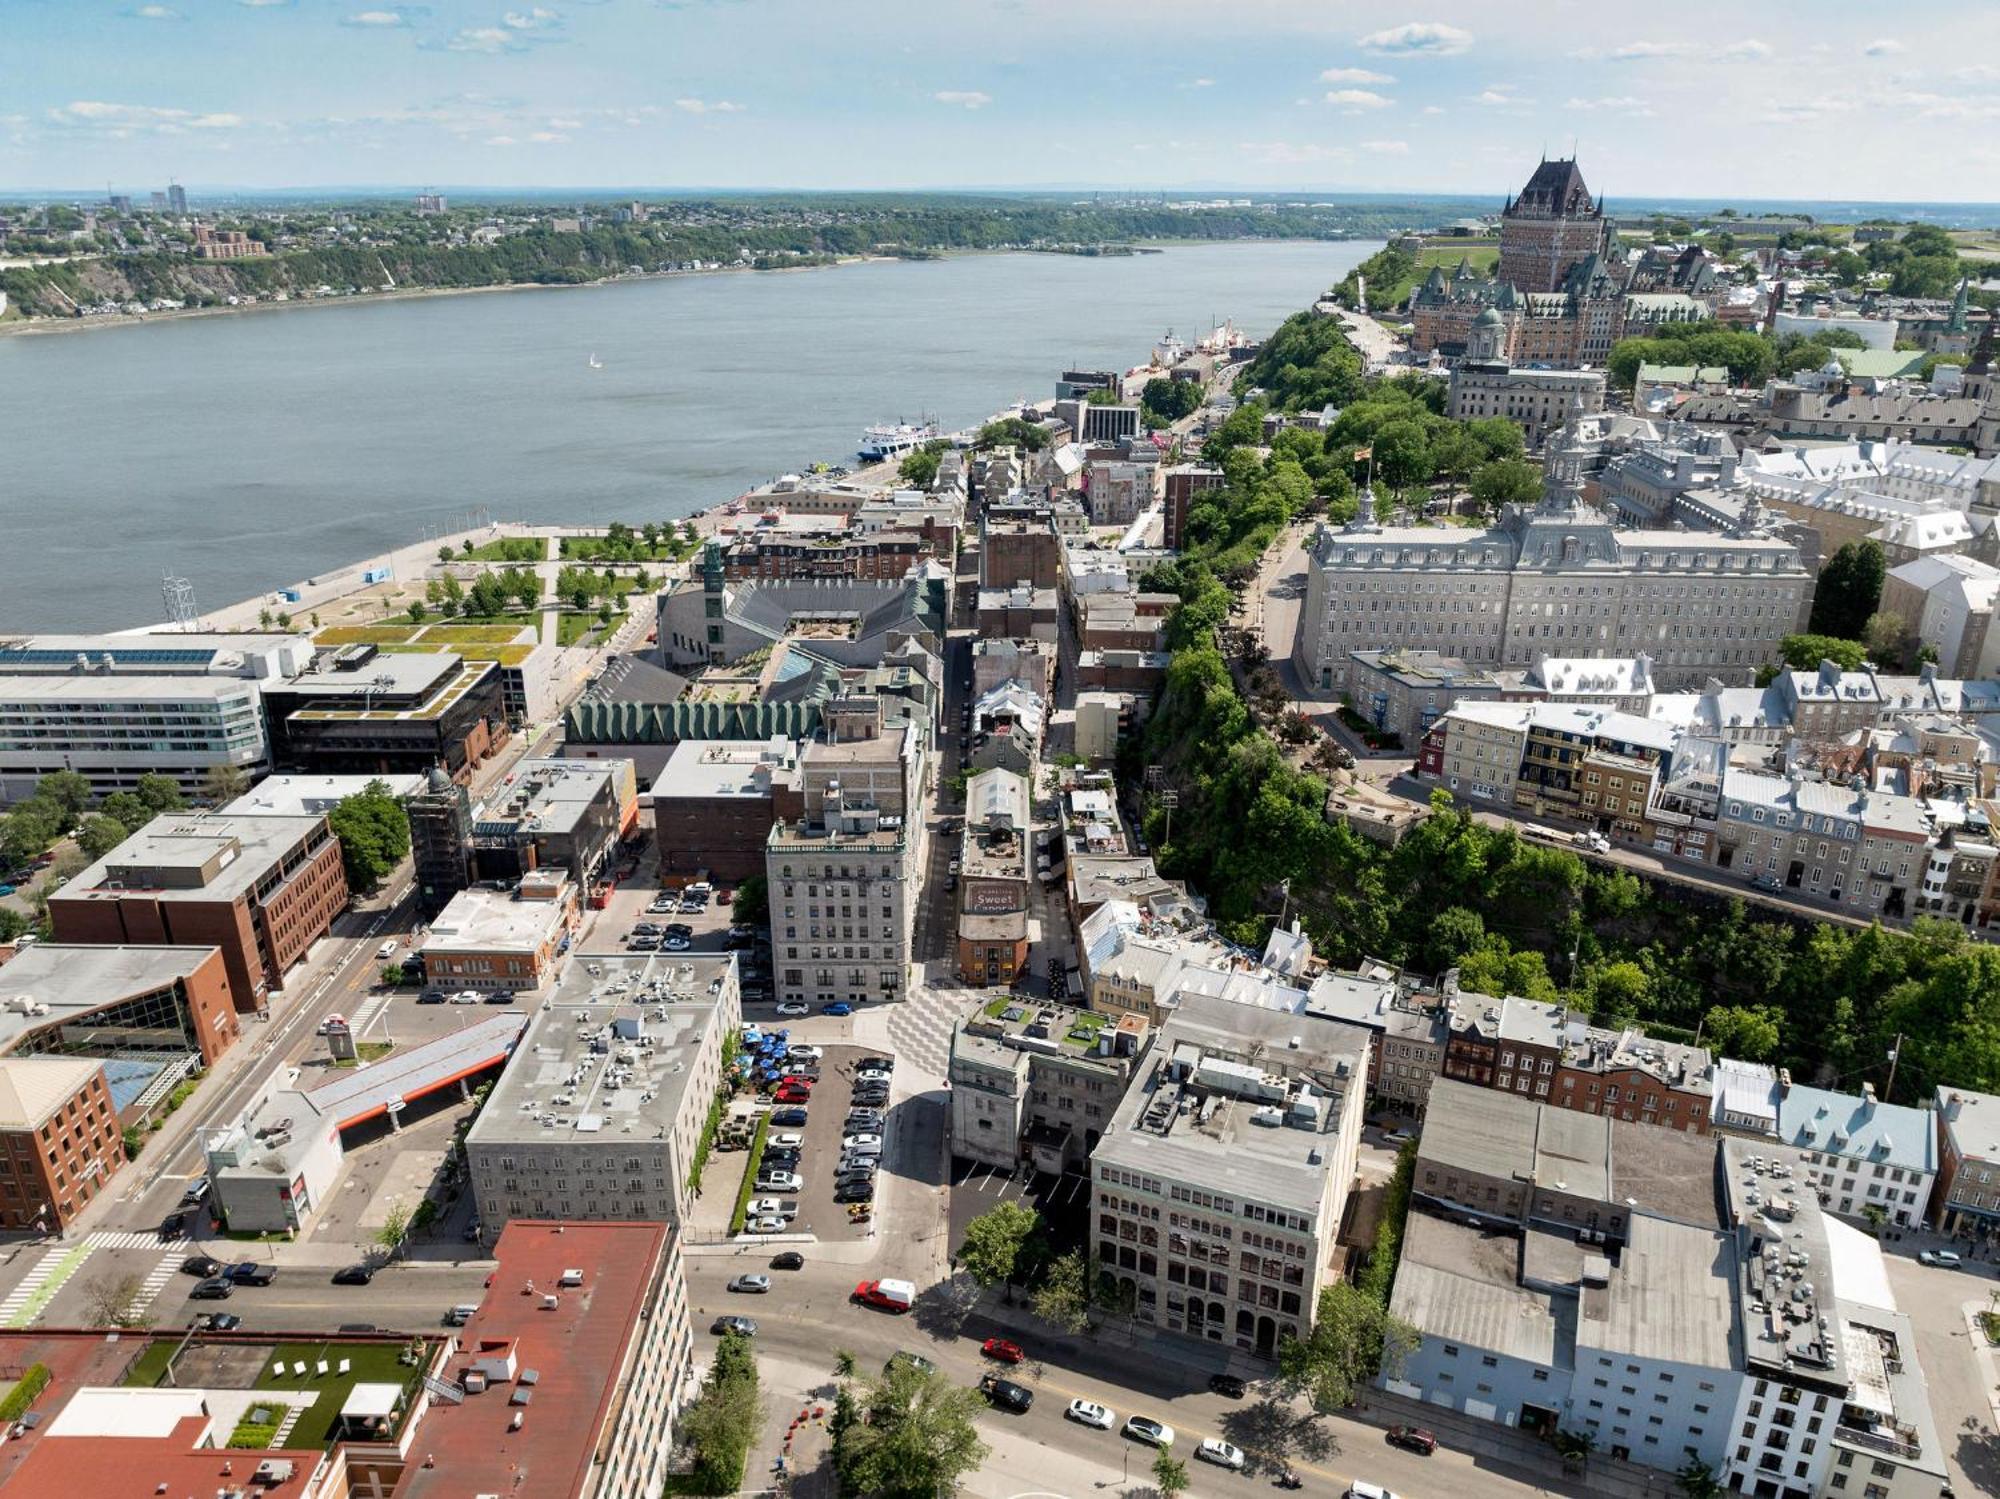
[852,1087,889,1104]
[226,1262,277,1286]
[770,1107,809,1127]
[857,1056,895,1074]
[1207,1373,1248,1400]
[770,1251,805,1270]
[196,1312,242,1331]
[482,992,517,1005]
[418,989,448,1004]
[159,1211,188,1240]
[190,1278,234,1300]
[981,1374,1035,1412]
[834,1184,875,1204]
[181,1254,225,1279]
[331,1264,374,1286]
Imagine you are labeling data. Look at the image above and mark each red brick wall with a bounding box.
[2,1065,123,1230]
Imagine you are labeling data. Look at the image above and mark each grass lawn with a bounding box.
[415,623,538,645]
[557,610,625,647]
[251,1341,426,1448]
[1415,243,1499,275]
[121,1339,180,1389]
[315,624,421,646]
[458,537,548,563]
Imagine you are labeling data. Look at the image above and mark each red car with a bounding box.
[981,1338,1025,1364]
[1386,1425,1437,1456]
[773,1085,811,1103]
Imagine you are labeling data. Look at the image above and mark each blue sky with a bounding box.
[8,1,2000,198]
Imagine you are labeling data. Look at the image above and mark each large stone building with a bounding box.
[1445,309,1606,445]
[1411,159,1717,365]
[1296,422,1810,692]
[949,1001,1150,1174]
[1090,993,1367,1356]
[765,706,929,1008]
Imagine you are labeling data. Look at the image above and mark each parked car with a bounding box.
[746,1216,788,1235]
[711,1315,757,1337]
[772,1086,811,1104]
[195,1312,242,1331]
[787,1045,823,1062]
[981,1374,1034,1412]
[834,1184,875,1204]
[1067,1400,1115,1430]
[1207,1373,1247,1399]
[769,1132,804,1149]
[190,1278,234,1301]
[857,1055,894,1073]
[1123,1416,1174,1448]
[417,989,447,1004]
[663,936,692,952]
[770,1107,809,1127]
[1920,1249,1963,1268]
[821,1002,854,1016]
[776,1002,810,1017]
[1197,1439,1246,1470]
[181,1255,225,1279]
[1385,1426,1438,1456]
[159,1211,188,1240]
[449,990,482,1004]
[769,1251,805,1271]
[226,1262,277,1287]
[754,1172,802,1193]
[182,1178,212,1205]
[482,992,517,1005]
[332,1265,375,1286]
[981,1338,1025,1364]
[884,1351,936,1377]
[728,1274,772,1294]
[747,1199,798,1219]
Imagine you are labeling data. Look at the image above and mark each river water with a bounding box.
[2,240,1374,632]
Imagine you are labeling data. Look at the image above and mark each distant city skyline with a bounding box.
[11,1,2000,199]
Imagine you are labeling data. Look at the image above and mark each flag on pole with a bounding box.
[1353,446,1373,463]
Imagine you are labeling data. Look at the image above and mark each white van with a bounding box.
[377,939,399,960]
[445,1303,478,1327]
[1347,1484,1398,1499]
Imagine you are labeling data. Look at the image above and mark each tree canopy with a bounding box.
[833,1360,989,1499]
[327,779,412,893]
[1808,540,1886,641]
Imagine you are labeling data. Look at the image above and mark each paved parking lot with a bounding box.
[778,1045,896,1245]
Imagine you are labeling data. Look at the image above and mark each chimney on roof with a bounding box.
[1860,1081,1877,1116]
[1946,1091,1963,1121]
[1778,1067,1792,1099]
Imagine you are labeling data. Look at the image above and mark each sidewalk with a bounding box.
[1353,1389,1675,1499]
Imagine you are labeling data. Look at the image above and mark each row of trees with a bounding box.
[326,780,412,894]
[1,769,187,871]
[1605,320,1872,392]
[678,1329,761,1493]
[421,566,541,621]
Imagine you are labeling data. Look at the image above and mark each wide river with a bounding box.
[3,238,1374,631]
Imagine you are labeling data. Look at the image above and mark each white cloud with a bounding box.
[503,6,561,30]
[1566,94,1653,116]
[343,8,413,25]
[1608,37,1769,62]
[47,101,242,134]
[1473,87,1532,107]
[484,134,517,145]
[528,129,565,141]
[547,115,583,129]
[237,0,292,7]
[1188,77,1214,88]
[933,90,992,109]
[674,98,744,114]
[1356,22,1472,57]
[448,26,517,52]
[1862,38,1903,57]
[131,4,184,17]
[1360,139,1409,154]
[1421,104,1446,115]
[1320,67,1393,84]
[1325,88,1393,110]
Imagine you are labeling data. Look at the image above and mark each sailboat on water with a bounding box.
[588,353,604,370]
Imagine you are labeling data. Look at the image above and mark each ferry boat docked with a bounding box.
[857,419,939,463]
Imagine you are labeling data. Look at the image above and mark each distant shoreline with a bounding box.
[0,250,920,340]
[0,240,1332,340]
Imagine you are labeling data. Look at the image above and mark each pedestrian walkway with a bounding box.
[347,992,391,1033]
[130,1250,184,1320]
[0,1243,90,1328]
[84,1229,181,1251]
[872,981,965,1080]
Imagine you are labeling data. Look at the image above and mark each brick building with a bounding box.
[48,814,348,1017]
[1163,465,1223,553]
[0,1058,123,1230]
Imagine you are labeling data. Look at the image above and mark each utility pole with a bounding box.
[1158,789,1178,852]
[1885,1033,1904,1101]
